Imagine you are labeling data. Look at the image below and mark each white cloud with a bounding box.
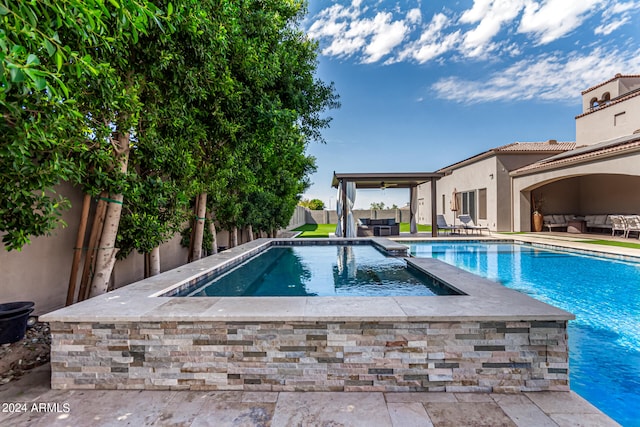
[518,0,604,44]
[394,13,460,63]
[608,0,639,15]
[594,18,629,35]
[459,0,493,23]
[596,1,639,34]
[307,3,411,63]
[459,0,526,56]
[307,1,640,66]
[431,47,640,104]
[406,8,422,25]
[362,13,410,63]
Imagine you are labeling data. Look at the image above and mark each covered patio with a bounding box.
[511,135,640,232]
[331,172,444,237]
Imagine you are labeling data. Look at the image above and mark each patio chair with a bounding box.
[623,215,640,238]
[609,215,627,237]
[436,215,459,235]
[458,214,490,235]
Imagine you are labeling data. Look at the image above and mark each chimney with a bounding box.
[547,139,557,144]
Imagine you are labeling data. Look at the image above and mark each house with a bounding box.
[417,141,576,231]
[418,74,640,232]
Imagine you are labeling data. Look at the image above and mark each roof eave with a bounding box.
[510,144,640,177]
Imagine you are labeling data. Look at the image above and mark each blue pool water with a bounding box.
[407,241,640,426]
[179,245,457,297]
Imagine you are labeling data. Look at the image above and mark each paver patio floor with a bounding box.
[0,365,619,426]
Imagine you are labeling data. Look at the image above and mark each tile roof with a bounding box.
[495,141,576,152]
[576,88,640,119]
[437,141,575,172]
[581,74,640,95]
[511,134,640,175]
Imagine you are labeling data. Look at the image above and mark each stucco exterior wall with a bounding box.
[416,153,561,231]
[581,77,640,112]
[417,157,497,229]
[578,174,640,214]
[576,95,640,145]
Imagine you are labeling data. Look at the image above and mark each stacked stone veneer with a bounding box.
[49,320,569,392]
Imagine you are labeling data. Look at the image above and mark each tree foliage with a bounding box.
[299,198,325,210]
[0,0,161,250]
[1,0,339,293]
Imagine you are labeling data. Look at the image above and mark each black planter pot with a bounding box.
[0,301,35,318]
[0,302,35,344]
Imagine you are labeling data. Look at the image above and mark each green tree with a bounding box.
[0,0,159,251]
[370,202,386,210]
[195,0,338,253]
[299,199,325,210]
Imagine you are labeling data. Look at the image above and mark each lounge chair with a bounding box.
[458,214,490,235]
[623,215,640,238]
[436,215,459,235]
[609,215,627,237]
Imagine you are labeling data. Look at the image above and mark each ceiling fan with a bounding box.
[380,182,398,189]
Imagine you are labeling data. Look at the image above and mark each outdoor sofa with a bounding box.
[357,218,400,237]
[543,214,612,233]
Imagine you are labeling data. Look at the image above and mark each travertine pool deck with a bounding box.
[0,364,620,426]
[41,238,574,393]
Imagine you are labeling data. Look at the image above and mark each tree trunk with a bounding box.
[78,195,108,301]
[191,192,207,261]
[89,132,130,298]
[66,193,91,306]
[247,225,254,242]
[149,246,161,276]
[208,212,218,255]
[231,226,238,247]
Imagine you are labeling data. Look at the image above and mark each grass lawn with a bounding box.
[292,224,336,238]
[585,239,640,250]
[293,223,431,238]
[399,223,431,233]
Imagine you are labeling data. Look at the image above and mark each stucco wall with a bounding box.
[306,209,410,225]
[417,157,497,229]
[0,182,84,315]
[576,95,640,145]
[287,206,307,230]
[1,185,227,315]
[578,174,640,214]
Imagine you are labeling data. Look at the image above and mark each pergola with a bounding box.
[331,172,444,237]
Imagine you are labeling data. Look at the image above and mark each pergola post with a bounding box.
[342,178,347,238]
[410,185,418,234]
[431,178,438,237]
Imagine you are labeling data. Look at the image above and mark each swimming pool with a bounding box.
[173,245,458,297]
[405,241,640,426]
[42,238,574,394]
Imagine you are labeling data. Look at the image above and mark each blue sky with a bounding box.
[300,0,640,209]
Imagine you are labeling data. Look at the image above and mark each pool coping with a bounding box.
[40,237,573,323]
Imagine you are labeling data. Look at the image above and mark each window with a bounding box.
[615,112,626,126]
[459,190,476,222]
[478,188,487,220]
[442,194,445,214]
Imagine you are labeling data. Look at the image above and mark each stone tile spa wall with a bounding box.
[49,319,569,392]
